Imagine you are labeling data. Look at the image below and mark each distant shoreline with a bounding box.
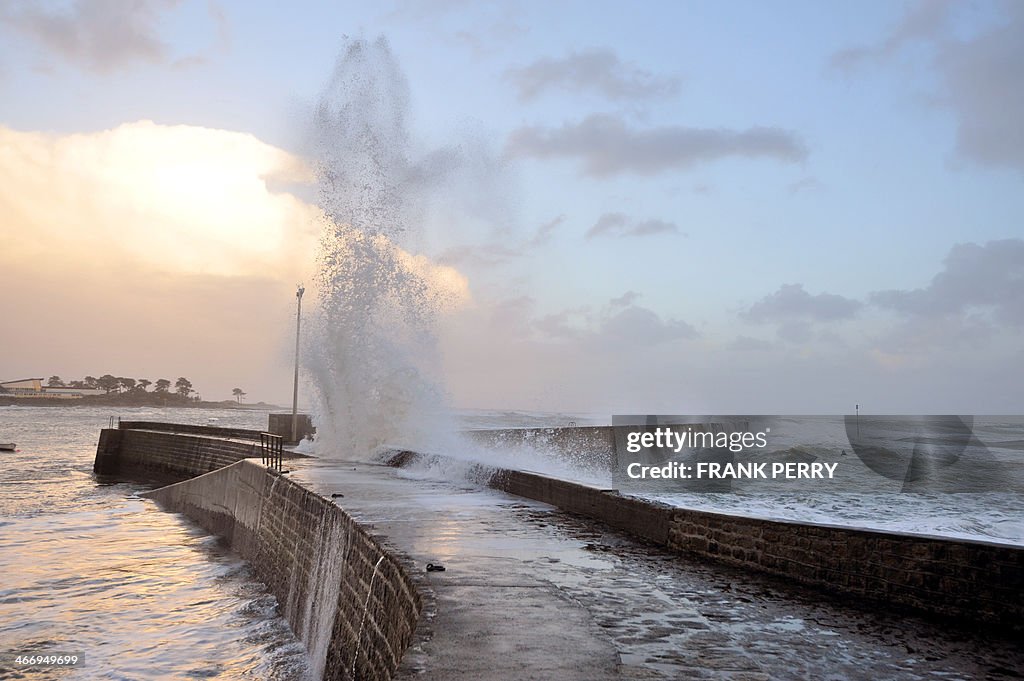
[0,395,284,410]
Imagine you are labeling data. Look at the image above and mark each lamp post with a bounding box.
[292,284,305,443]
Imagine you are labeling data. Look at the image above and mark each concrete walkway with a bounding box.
[287,458,1023,681]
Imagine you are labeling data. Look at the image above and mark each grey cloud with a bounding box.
[507,114,807,177]
[728,335,775,352]
[505,48,680,101]
[586,212,626,238]
[870,239,1024,325]
[743,283,863,323]
[486,295,535,338]
[939,6,1024,172]
[586,212,681,239]
[610,290,641,307]
[454,15,529,57]
[632,219,678,237]
[788,176,823,194]
[597,305,698,348]
[440,214,565,266]
[870,315,996,356]
[535,308,586,341]
[526,214,564,247]
[496,296,697,349]
[438,243,523,267]
[829,0,953,73]
[830,2,1024,172]
[776,321,814,344]
[208,0,231,53]
[1,0,181,72]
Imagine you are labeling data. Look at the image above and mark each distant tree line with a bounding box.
[40,376,251,404]
[47,375,197,399]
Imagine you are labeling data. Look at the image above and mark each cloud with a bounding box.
[869,315,996,357]
[829,0,953,73]
[439,214,565,266]
[208,0,231,51]
[870,239,1024,325]
[507,114,807,177]
[737,241,1021,354]
[585,212,680,239]
[526,214,564,247]
[505,48,680,101]
[453,14,529,57]
[439,248,1021,412]
[528,297,699,348]
[610,291,641,307]
[597,305,698,348]
[477,294,696,350]
[728,335,775,352]
[743,284,863,324]
[788,176,823,194]
[0,0,185,72]
[0,121,467,401]
[830,2,1024,173]
[776,321,815,344]
[1,121,316,277]
[383,0,475,22]
[437,243,524,267]
[939,6,1024,172]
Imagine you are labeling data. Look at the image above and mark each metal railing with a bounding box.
[260,432,283,471]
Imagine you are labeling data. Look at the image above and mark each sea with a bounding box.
[0,406,309,680]
[2,406,1022,680]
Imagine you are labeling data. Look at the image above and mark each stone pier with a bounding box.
[94,423,1024,680]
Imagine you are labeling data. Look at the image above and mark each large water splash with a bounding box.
[304,37,460,458]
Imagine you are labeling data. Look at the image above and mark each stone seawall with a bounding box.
[94,428,263,479]
[143,461,421,681]
[389,452,1024,633]
[93,426,423,680]
[117,420,267,440]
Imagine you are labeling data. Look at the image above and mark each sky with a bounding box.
[0,0,1021,413]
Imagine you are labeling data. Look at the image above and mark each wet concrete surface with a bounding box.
[287,459,1024,680]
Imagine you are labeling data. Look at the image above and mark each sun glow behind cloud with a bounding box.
[0,121,468,401]
[2,121,320,277]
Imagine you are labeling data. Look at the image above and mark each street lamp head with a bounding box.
[297,284,305,299]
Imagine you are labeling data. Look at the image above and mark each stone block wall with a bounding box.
[94,428,260,479]
[666,510,1024,629]
[118,421,266,440]
[493,468,670,545]
[143,460,421,681]
[390,451,1024,633]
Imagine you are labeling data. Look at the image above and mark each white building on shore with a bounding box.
[0,378,106,399]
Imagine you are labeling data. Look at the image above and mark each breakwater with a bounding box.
[93,421,1024,679]
[142,460,421,681]
[386,448,1024,633]
[94,426,264,480]
[95,422,422,681]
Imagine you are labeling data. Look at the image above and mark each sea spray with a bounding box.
[299,37,596,482]
[303,37,463,458]
[301,513,348,681]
